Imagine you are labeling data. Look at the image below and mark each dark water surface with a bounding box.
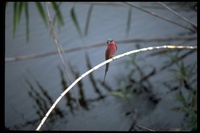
[5,2,197,131]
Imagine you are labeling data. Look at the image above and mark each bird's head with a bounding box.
[107,38,113,44]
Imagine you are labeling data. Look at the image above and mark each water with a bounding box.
[5,2,197,131]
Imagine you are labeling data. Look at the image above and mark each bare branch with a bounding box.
[78,2,195,11]
[158,2,197,28]
[123,2,195,32]
[5,36,196,62]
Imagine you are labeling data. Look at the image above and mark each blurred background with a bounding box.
[5,2,197,131]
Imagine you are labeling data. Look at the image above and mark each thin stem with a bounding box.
[78,2,193,11]
[158,2,197,28]
[36,45,197,131]
[136,124,155,131]
[5,36,197,62]
[44,2,73,82]
[123,2,195,32]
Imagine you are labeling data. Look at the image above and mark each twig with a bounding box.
[5,36,196,62]
[158,2,197,28]
[123,2,195,32]
[44,2,74,82]
[45,3,67,71]
[79,2,194,11]
[159,50,195,72]
[36,45,197,131]
[136,124,155,131]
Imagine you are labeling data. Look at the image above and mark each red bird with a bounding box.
[103,38,117,83]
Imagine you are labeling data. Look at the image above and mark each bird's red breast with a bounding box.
[105,41,117,60]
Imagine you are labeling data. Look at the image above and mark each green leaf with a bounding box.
[184,110,197,130]
[126,7,132,37]
[51,2,62,31]
[71,6,83,37]
[128,70,135,79]
[192,95,197,109]
[13,2,18,37]
[126,93,133,99]
[24,2,29,42]
[13,2,28,41]
[35,2,48,28]
[51,2,64,26]
[171,107,187,112]
[84,4,93,36]
[188,63,197,76]
[176,92,188,107]
[178,62,190,80]
[169,68,179,73]
[17,2,24,24]
[110,91,126,98]
[120,81,126,93]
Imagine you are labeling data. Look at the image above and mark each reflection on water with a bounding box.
[21,54,109,130]
[24,77,64,128]
[85,52,104,98]
[58,66,75,114]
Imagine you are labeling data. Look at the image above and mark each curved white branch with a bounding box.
[36,45,197,131]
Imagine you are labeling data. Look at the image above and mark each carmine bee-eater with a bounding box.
[103,38,117,83]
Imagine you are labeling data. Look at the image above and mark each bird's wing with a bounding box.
[105,48,110,60]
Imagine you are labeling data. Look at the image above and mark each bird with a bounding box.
[103,38,117,84]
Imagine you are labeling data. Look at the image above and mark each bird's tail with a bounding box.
[103,63,109,84]
[103,71,107,84]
